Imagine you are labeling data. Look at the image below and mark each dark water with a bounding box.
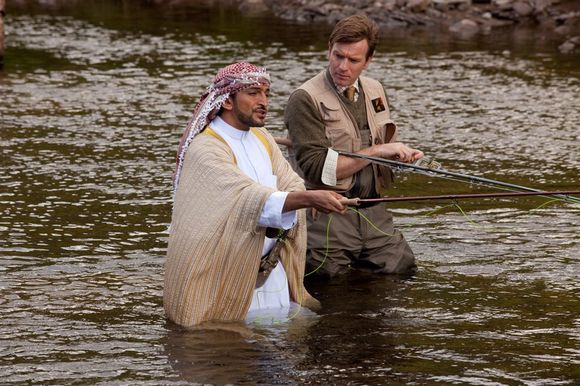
[1,1,579,384]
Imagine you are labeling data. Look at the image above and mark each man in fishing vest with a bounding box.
[165,62,348,327]
[284,15,424,278]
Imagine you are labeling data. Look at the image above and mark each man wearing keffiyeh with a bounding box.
[164,62,347,327]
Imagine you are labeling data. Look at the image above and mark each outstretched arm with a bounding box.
[283,190,347,214]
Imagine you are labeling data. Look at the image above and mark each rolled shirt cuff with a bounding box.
[258,191,297,229]
[321,148,339,186]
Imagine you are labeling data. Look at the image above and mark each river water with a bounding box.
[1,1,579,385]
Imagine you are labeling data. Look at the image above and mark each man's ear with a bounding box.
[363,55,373,70]
[222,96,234,111]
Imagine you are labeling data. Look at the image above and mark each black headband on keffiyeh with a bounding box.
[173,62,271,197]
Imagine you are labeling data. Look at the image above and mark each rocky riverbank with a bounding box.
[240,0,579,53]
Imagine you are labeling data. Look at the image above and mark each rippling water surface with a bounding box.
[1,2,579,384]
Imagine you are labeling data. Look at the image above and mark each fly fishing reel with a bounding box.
[414,157,442,170]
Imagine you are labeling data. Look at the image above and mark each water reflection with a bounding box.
[164,324,262,384]
[164,310,320,384]
[1,3,579,385]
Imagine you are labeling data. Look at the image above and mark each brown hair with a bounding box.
[328,15,379,59]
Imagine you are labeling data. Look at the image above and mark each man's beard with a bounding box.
[233,104,266,128]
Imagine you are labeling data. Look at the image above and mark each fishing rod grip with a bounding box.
[339,197,360,206]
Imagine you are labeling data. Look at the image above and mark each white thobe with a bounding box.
[210,117,297,312]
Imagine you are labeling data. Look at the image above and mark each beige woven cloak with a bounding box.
[164,127,320,327]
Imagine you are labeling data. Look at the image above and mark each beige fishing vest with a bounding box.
[299,71,397,192]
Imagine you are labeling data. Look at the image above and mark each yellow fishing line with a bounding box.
[532,198,560,210]
[304,214,333,277]
[451,196,565,231]
[414,200,512,231]
[347,207,396,237]
[304,206,400,277]
[452,200,484,228]
[424,203,456,216]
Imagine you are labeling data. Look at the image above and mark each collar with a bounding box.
[326,68,360,95]
[211,116,250,141]
[335,79,360,96]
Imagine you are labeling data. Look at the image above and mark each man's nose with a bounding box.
[339,58,349,70]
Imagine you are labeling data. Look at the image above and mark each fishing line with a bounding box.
[304,214,334,277]
[413,196,567,234]
[421,200,483,228]
[452,200,485,229]
[347,207,396,237]
[304,207,399,277]
[424,203,456,217]
[532,198,561,211]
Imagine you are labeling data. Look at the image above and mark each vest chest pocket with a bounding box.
[320,101,343,125]
[320,101,356,151]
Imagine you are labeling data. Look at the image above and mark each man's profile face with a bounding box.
[328,40,372,88]
[227,85,270,129]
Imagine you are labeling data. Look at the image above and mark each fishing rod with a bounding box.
[339,151,580,204]
[339,190,580,205]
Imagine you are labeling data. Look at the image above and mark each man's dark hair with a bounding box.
[328,14,379,59]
